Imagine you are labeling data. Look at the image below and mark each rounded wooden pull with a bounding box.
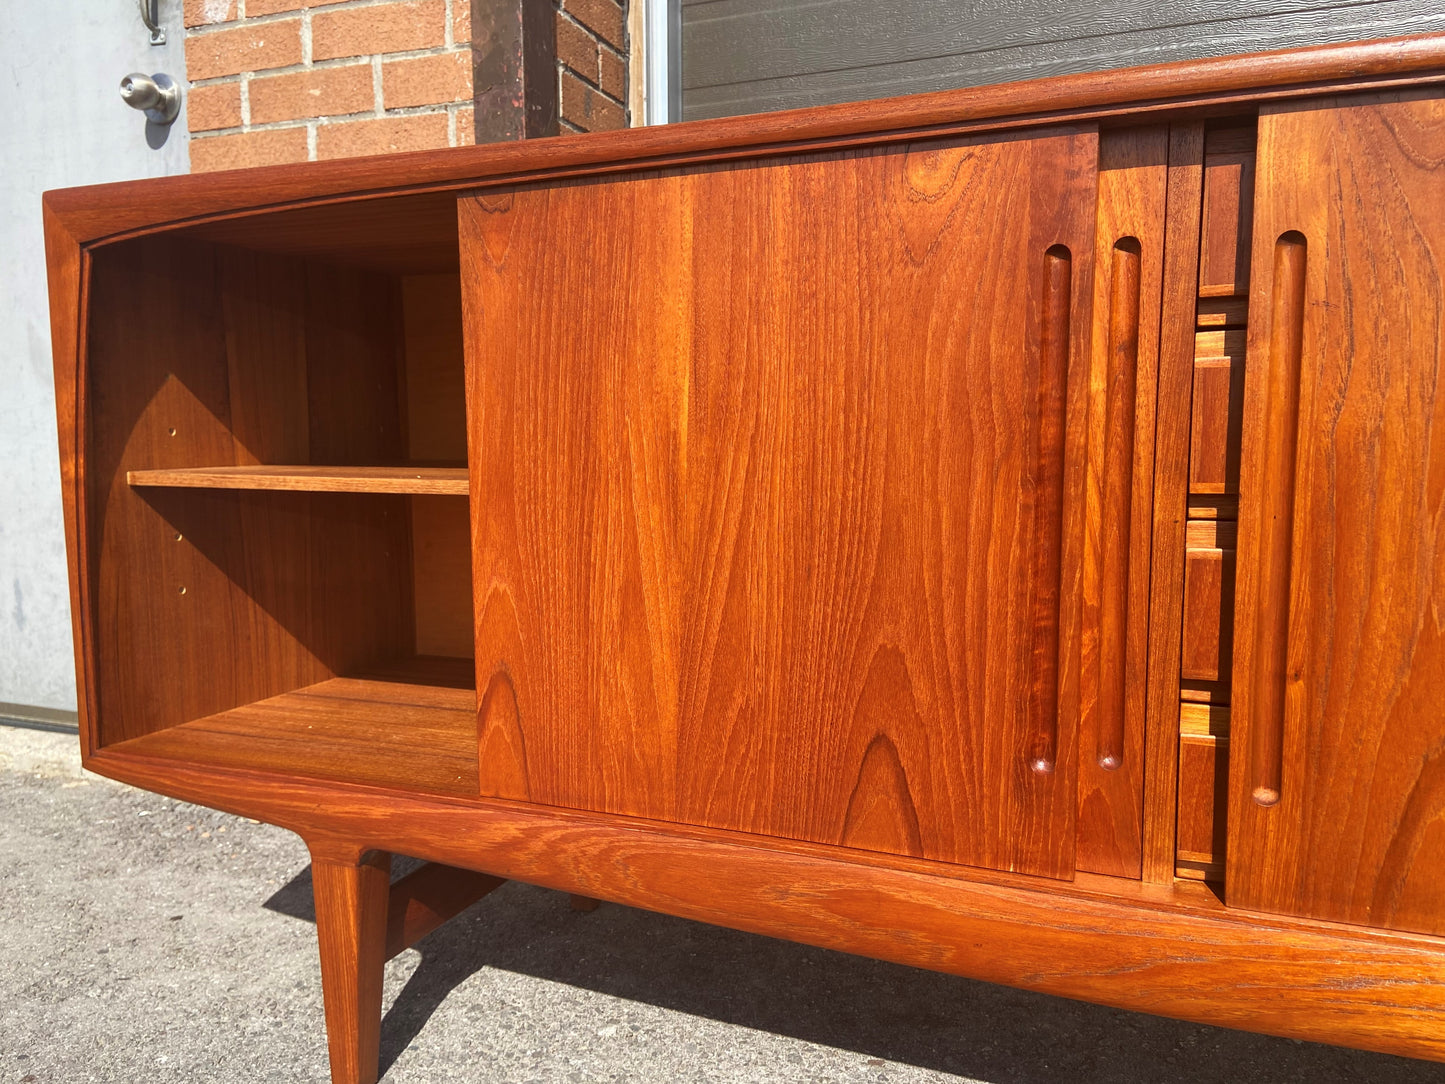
[1248,231,1307,808]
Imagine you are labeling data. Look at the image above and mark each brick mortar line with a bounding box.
[556,9,627,107]
[558,3,627,54]
[566,79,629,110]
[557,9,601,82]
[187,44,471,87]
[559,58,601,91]
[186,11,301,34]
[562,68,628,110]
[191,100,457,140]
[186,0,449,36]
[556,48,564,126]
[557,8,625,61]
[448,99,473,147]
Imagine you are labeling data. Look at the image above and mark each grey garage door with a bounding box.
[681,0,1445,121]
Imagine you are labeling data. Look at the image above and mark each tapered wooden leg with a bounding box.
[311,849,391,1084]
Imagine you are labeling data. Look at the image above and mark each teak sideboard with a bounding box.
[43,33,1445,1081]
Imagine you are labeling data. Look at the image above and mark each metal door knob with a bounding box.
[120,72,181,125]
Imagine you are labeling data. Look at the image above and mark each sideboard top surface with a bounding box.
[39,32,1445,249]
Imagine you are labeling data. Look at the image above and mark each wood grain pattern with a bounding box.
[401,273,469,465]
[1094,239,1141,773]
[106,660,478,795]
[81,232,482,747]
[410,495,474,658]
[1178,699,1232,880]
[87,746,1445,1063]
[1240,232,1306,809]
[303,261,407,467]
[1028,243,1075,776]
[1195,296,1250,327]
[1180,701,1231,737]
[1188,494,1240,520]
[218,247,310,465]
[126,465,469,494]
[42,42,1445,1070]
[1197,126,1257,298]
[311,849,391,1084]
[186,193,461,277]
[466,130,1097,878]
[1229,88,1445,936]
[85,238,401,745]
[1141,122,1206,883]
[41,202,91,757]
[384,862,505,960]
[1188,329,1247,495]
[1180,520,1237,684]
[1075,126,1168,879]
[1178,733,1229,873]
[398,273,474,659]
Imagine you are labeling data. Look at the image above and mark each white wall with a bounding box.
[0,0,189,712]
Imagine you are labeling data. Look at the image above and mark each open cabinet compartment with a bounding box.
[82,192,477,795]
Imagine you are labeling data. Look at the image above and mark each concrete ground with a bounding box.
[3,726,1443,1084]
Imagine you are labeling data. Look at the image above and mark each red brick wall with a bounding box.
[184,0,629,171]
[185,0,476,171]
[554,0,628,132]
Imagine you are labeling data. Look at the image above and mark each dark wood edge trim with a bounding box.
[40,34,1445,247]
[383,862,506,959]
[80,747,1445,1060]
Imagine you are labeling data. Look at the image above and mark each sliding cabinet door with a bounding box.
[463,128,1097,878]
[1228,90,1445,935]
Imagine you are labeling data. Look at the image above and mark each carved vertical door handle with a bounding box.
[1246,231,1307,808]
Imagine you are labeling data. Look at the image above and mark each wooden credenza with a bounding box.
[44,34,1445,1081]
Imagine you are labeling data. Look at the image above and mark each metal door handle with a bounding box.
[120,73,181,126]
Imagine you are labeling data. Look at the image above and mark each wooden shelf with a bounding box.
[107,657,478,796]
[127,465,469,496]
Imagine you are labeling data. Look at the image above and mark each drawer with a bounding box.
[1177,703,1231,880]
[1189,329,1246,495]
[1197,126,1256,298]
[1181,520,1236,683]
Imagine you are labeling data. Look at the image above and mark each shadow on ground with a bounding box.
[264,862,1444,1084]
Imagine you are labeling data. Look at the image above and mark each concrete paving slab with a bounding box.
[3,726,1443,1084]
